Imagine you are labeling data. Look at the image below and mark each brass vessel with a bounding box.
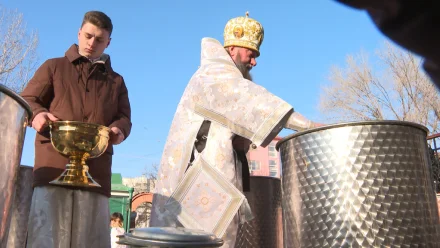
[49,121,110,187]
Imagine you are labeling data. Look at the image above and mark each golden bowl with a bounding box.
[49,121,110,187]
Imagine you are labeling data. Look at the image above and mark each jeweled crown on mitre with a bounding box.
[223,12,264,57]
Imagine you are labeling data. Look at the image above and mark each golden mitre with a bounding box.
[223,12,264,57]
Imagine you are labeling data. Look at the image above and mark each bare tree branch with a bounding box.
[319,41,440,134]
[0,6,38,93]
[142,163,158,191]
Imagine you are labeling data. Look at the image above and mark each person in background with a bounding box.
[110,212,128,248]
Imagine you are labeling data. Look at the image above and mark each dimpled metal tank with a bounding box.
[235,176,283,248]
[277,121,440,248]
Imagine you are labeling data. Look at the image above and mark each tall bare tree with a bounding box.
[319,41,440,134]
[0,6,38,93]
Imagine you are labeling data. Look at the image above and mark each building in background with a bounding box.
[123,176,155,228]
[247,136,282,178]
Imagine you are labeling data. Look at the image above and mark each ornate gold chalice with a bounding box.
[49,121,110,187]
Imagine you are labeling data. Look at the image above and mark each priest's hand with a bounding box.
[312,122,326,128]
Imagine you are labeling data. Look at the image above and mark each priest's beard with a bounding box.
[235,54,253,81]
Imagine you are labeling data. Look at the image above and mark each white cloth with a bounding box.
[26,186,111,248]
[110,227,127,248]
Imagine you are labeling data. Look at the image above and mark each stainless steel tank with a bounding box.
[235,176,283,248]
[6,165,34,248]
[0,84,32,247]
[277,121,440,248]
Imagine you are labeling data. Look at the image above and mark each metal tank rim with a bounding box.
[276,120,429,151]
[0,83,32,120]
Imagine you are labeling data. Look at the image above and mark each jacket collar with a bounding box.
[65,44,114,73]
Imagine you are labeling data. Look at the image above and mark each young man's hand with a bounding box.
[110,126,125,145]
[32,112,59,132]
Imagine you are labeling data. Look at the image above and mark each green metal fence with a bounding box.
[110,173,134,233]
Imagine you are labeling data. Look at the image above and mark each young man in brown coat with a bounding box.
[21,11,131,248]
